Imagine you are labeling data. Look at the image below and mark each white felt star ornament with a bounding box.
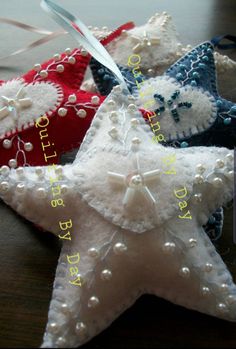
[0,84,235,348]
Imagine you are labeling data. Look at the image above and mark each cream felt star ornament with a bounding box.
[0,84,235,348]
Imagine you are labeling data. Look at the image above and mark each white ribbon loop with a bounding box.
[41,0,128,91]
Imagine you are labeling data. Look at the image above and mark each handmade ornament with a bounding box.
[91,42,236,149]
[1,1,235,347]
[82,12,236,94]
[0,22,134,167]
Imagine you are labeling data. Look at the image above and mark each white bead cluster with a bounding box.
[57,94,101,118]
[2,135,33,169]
[33,48,87,82]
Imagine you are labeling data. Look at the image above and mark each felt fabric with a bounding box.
[91,42,236,148]
[0,23,134,167]
[81,11,236,93]
[0,86,234,348]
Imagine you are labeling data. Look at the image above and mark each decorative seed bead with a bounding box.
[68,56,76,64]
[0,166,10,176]
[0,181,9,194]
[53,53,61,61]
[189,238,197,248]
[107,100,116,109]
[58,108,67,117]
[65,48,72,55]
[108,127,118,139]
[217,303,228,313]
[226,295,236,305]
[212,177,223,187]
[24,142,33,152]
[194,174,204,184]
[39,70,48,78]
[36,187,47,199]
[48,322,58,333]
[3,139,12,149]
[201,286,211,296]
[109,111,119,123]
[127,104,137,113]
[193,193,202,203]
[215,159,224,168]
[88,247,99,258]
[113,242,127,254]
[196,164,206,174]
[101,269,112,281]
[91,96,100,105]
[16,167,24,177]
[34,63,41,72]
[179,267,190,278]
[88,296,100,308]
[162,242,176,254]
[68,94,77,103]
[220,283,229,292]
[205,263,213,272]
[131,118,139,128]
[16,183,25,194]
[75,322,87,335]
[56,64,64,73]
[8,159,17,168]
[77,109,87,118]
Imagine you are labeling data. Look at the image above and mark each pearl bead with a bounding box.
[179,267,190,278]
[53,53,61,61]
[8,159,17,168]
[16,183,25,194]
[24,142,33,152]
[194,174,204,184]
[91,96,100,105]
[215,159,224,168]
[193,193,202,203]
[3,139,12,149]
[220,283,229,292]
[75,322,87,335]
[113,85,122,94]
[35,167,43,176]
[196,164,206,174]
[39,70,48,78]
[65,47,72,55]
[68,94,77,103]
[162,242,176,254]
[132,137,141,145]
[201,286,210,296]
[0,181,9,194]
[81,49,88,56]
[34,63,41,72]
[56,337,66,347]
[131,118,139,128]
[148,68,154,75]
[101,269,112,281]
[108,127,118,139]
[0,165,10,176]
[127,104,137,113]
[212,177,223,187]
[88,247,99,258]
[217,303,228,313]
[58,108,67,117]
[88,296,100,308]
[113,242,127,255]
[77,109,87,118]
[109,111,119,123]
[61,303,69,314]
[107,100,116,109]
[16,167,24,177]
[48,322,58,333]
[36,187,46,199]
[226,170,234,179]
[56,64,64,73]
[226,295,236,305]
[189,238,197,248]
[225,153,233,162]
[68,56,76,64]
[61,185,68,194]
[205,263,213,272]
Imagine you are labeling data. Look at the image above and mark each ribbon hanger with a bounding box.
[0,18,67,61]
[41,0,128,91]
